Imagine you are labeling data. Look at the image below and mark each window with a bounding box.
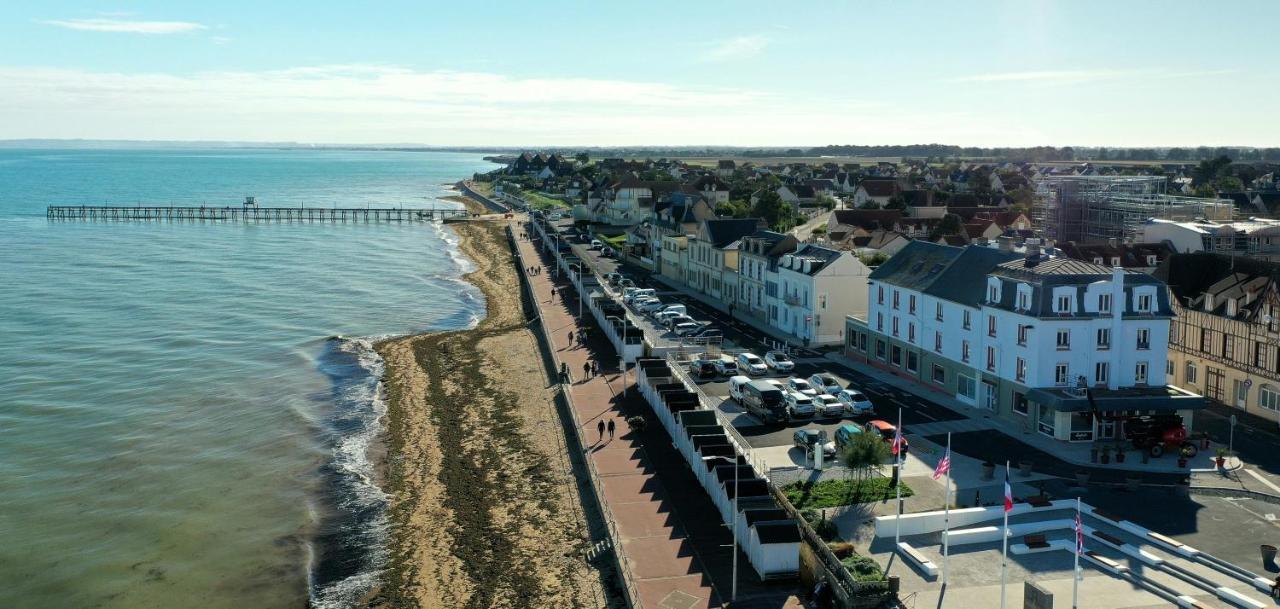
[986,346,996,372]
[932,364,945,384]
[877,285,884,304]
[1095,362,1109,385]
[958,374,976,400]
[907,352,919,373]
[1137,293,1153,312]
[1056,294,1072,314]
[1185,361,1198,384]
[891,345,902,366]
[1135,362,1148,385]
[963,310,971,330]
[858,332,867,352]
[1017,291,1029,311]
[1016,357,1027,382]
[934,331,943,352]
[1017,325,1029,346]
[1222,334,1234,358]
[1137,328,1150,350]
[1013,392,1029,415]
[1056,329,1070,350]
[1199,328,1210,353]
[1097,328,1111,349]
[1098,293,1112,313]
[876,313,883,331]
[988,285,999,303]
[909,295,917,315]
[1166,360,1174,376]
[936,302,944,321]
[893,290,900,310]
[1049,363,1068,386]
[988,316,997,338]
[876,340,886,360]
[908,323,916,343]
[1256,342,1266,368]
[1262,386,1280,412]
[961,340,971,363]
[892,317,899,337]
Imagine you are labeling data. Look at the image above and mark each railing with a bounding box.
[509,224,640,608]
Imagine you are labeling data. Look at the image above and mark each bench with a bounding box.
[1091,508,1122,522]
[1147,531,1184,548]
[1085,551,1123,571]
[896,542,939,577]
[1093,531,1125,547]
[1174,597,1212,609]
[1023,534,1050,549]
[1027,496,1052,508]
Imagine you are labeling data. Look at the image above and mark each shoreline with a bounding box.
[367,217,606,608]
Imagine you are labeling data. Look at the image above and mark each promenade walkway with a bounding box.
[512,227,722,609]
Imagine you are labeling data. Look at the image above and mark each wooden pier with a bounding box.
[47,205,471,223]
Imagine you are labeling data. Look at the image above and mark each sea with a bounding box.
[0,148,499,608]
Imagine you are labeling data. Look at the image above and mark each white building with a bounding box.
[770,244,871,346]
[845,240,1204,443]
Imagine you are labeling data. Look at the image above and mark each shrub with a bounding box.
[841,553,884,582]
[799,508,839,541]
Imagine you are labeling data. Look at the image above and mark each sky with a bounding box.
[0,1,1276,147]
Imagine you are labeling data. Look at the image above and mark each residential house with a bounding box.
[736,231,799,324]
[689,174,731,205]
[846,241,1202,442]
[649,199,716,271]
[826,209,905,242]
[1057,241,1174,273]
[685,218,766,302]
[1157,253,1280,414]
[771,245,871,345]
[717,160,737,178]
[852,179,901,207]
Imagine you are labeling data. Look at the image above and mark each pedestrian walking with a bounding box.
[583,361,591,379]
[592,361,599,377]
[551,287,557,300]
[606,419,616,439]
[597,420,606,442]
[567,330,574,346]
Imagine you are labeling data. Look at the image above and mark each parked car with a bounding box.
[589,239,603,250]
[655,310,686,324]
[764,350,795,372]
[622,287,651,303]
[735,352,768,376]
[784,391,816,420]
[807,373,843,395]
[741,379,787,423]
[865,420,907,454]
[638,299,667,313]
[605,272,622,286]
[692,327,723,339]
[787,377,818,397]
[688,359,718,379]
[656,304,687,317]
[813,394,845,418]
[664,315,696,330]
[618,278,635,290]
[792,428,836,458]
[835,389,874,416]
[728,375,753,402]
[600,248,614,258]
[547,212,562,221]
[673,322,703,336]
[713,356,739,376]
[833,424,863,452]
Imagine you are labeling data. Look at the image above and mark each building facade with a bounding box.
[772,245,870,345]
[845,241,1203,443]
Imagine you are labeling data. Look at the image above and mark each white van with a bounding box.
[728,375,753,402]
[625,288,655,304]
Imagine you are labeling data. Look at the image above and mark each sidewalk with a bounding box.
[514,226,723,609]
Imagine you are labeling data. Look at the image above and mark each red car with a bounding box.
[865,420,908,454]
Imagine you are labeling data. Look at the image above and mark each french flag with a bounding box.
[1003,464,1013,512]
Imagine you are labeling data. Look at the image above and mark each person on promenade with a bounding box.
[550,287,557,301]
[597,420,605,442]
[567,330,574,346]
[583,361,591,380]
[592,361,599,377]
[606,419,615,439]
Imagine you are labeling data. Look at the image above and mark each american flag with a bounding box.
[932,447,950,480]
[1074,510,1085,555]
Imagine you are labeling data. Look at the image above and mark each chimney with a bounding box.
[1108,237,1118,248]
[997,236,1013,252]
[1026,240,1042,260]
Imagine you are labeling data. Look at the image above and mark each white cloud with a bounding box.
[948,68,1237,85]
[700,36,769,62]
[40,18,208,34]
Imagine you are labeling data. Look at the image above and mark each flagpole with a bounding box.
[894,408,903,547]
[1000,461,1010,609]
[1073,497,1081,609]
[942,432,952,585]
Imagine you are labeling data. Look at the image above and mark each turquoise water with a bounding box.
[0,149,497,608]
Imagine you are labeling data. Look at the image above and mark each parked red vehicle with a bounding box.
[1123,414,1196,458]
[864,419,908,454]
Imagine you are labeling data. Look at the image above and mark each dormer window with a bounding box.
[1055,295,1073,314]
[1146,255,1157,266]
[1110,257,1121,267]
[1137,293,1153,313]
[1093,257,1103,264]
[1098,294,1112,313]
[989,285,998,303]
[1017,292,1029,311]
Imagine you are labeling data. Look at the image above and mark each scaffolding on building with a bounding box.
[1033,175,1233,244]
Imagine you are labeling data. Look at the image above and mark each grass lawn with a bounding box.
[783,477,913,510]
[522,191,570,210]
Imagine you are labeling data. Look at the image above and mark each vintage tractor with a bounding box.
[1123,414,1197,458]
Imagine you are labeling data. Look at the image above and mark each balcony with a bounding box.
[784,293,802,306]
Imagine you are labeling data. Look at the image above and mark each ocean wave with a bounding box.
[308,336,391,608]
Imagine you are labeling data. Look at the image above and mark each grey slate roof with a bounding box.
[867,241,965,292]
[702,218,766,248]
[922,246,1022,307]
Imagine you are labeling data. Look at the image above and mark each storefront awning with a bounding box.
[1026,385,1205,413]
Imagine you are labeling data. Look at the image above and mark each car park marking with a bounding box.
[1244,467,1280,495]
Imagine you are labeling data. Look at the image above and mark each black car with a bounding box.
[688,359,718,379]
[693,327,723,338]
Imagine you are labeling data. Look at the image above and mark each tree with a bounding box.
[858,200,882,210]
[715,200,751,219]
[750,189,795,231]
[842,428,890,480]
[884,194,908,210]
[1166,148,1189,161]
[929,213,963,240]
[1213,176,1245,192]
[574,152,590,164]
[858,252,889,267]
[1193,155,1233,185]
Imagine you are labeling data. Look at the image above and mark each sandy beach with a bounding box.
[369,213,608,609]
